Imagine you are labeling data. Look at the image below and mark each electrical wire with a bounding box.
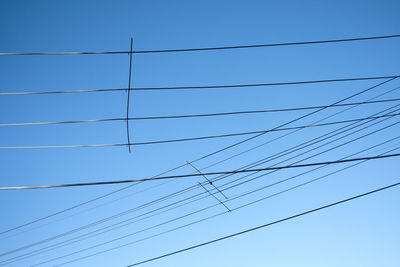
[0,34,399,56]
[0,75,398,96]
[209,102,400,184]
[0,91,396,260]
[26,140,400,266]
[1,77,394,241]
[3,107,398,262]
[0,112,398,150]
[125,180,400,267]
[6,135,400,266]
[1,97,399,127]
[1,78,396,151]
[0,154,399,191]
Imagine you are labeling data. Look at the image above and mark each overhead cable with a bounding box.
[0,77,393,239]
[1,97,399,127]
[29,145,400,267]
[1,153,399,190]
[0,75,398,95]
[4,110,397,260]
[0,34,399,56]
[126,180,400,266]
[9,119,400,265]
[0,112,399,150]
[6,140,397,267]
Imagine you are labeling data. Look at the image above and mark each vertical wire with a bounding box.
[126,38,134,152]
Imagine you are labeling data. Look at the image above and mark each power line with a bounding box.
[0,112,398,150]
[196,84,400,180]
[126,37,134,153]
[4,107,396,260]
[126,180,400,266]
[209,101,400,184]
[0,77,393,240]
[9,122,399,266]
[29,133,400,267]
[0,34,399,56]
[1,153,399,190]
[5,129,399,266]
[0,75,398,95]
[39,146,400,267]
[0,183,140,236]
[215,110,400,194]
[1,98,399,127]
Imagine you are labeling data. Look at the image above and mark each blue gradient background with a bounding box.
[0,1,399,266]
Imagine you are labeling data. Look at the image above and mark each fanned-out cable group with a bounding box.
[2,97,400,265]
[1,77,398,240]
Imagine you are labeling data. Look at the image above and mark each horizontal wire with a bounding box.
[127,180,400,266]
[0,77,392,241]
[4,108,395,260]
[10,99,399,264]
[1,34,399,56]
[48,145,400,267]
[13,116,400,265]
[215,111,400,195]
[1,97,399,127]
[5,121,399,266]
[1,153,399,190]
[41,140,400,267]
[0,112,399,150]
[10,139,393,267]
[198,84,400,181]
[34,153,400,267]
[209,101,400,185]
[0,75,398,95]
[2,106,389,254]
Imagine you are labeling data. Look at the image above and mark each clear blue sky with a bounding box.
[0,0,399,266]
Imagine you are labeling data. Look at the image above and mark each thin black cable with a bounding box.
[187,161,229,200]
[210,102,400,185]
[3,107,400,253]
[10,140,400,267]
[25,99,397,264]
[170,101,400,210]
[176,77,397,169]
[45,163,400,267]
[1,34,399,56]
[46,143,400,267]
[5,104,387,240]
[126,181,400,266]
[126,38,133,153]
[2,89,396,253]
[1,154,399,190]
[7,114,396,262]
[0,77,393,240]
[1,112,399,150]
[1,97,399,127]
[195,84,400,180]
[0,75,398,95]
[20,114,400,257]
[0,184,140,237]
[215,110,400,195]
[5,123,399,265]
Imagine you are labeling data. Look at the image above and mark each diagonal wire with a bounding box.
[3,117,399,265]
[32,142,400,267]
[126,180,400,267]
[0,77,395,240]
